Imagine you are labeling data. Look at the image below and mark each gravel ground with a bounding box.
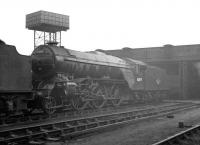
[46,101,200,145]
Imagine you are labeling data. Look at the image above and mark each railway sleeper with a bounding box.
[87,118,98,123]
[116,118,125,123]
[86,123,98,129]
[98,121,108,126]
[76,125,87,131]
[67,121,79,127]
[124,116,131,121]
[77,119,88,125]
[46,136,60,141]
[29,140,45,145]
[109,119,117,124]
[63,127,76,134]
[53,124,66,130]
[45,131,62,142]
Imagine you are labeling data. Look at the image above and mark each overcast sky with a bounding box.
[1,0,200,55]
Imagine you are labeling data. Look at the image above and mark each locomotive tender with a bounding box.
[0,40,32,115]
[0,40,168,115]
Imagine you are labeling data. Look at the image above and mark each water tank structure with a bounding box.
[26,10,69,48]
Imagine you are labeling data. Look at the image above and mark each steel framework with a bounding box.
[34,31,61,48]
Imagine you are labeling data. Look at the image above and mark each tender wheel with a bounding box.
[44,96,56,114]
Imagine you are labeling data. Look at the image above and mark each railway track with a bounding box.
[0,103,198,145]
[153,124,200,145]
[0,101,179,128]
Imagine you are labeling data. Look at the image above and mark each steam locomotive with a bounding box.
[31,43,168,114]
[0,41,168,115]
